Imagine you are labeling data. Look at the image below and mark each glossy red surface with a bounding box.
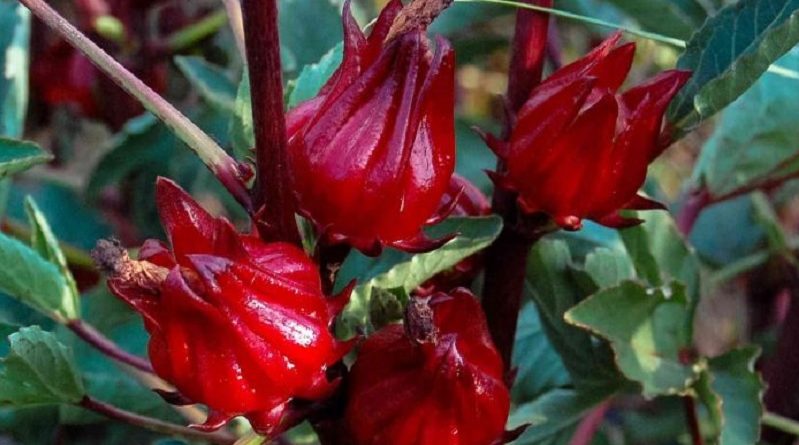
[484,33,691,230]
[346,289,510,445]
[286,0,456,255]
[107,178,352,435]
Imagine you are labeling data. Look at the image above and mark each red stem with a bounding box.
[482,226,535,369]
[568,401,611,445]
[67,319,154,374]
[762,266,799,444]
[683,396,705,445]
[676,187,710,236]
[482,0,551,372]
[79,396,235,444]
[506,0,552,112]
[241,0,301,244]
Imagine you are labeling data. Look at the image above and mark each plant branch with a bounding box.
[481,215,552,370]
[453,0,686,47]
[676,187,710,235]
[763,264,799,443]
[166,9,229,53]
[682,396,704,445]
[677,164,799,236]
[221,0,247,60]
[568,401,611,445]
[763,412,799,437]
[67,319,154,373]
[241,0,301,244]
[482,0,551,372]
[506,0,551,111]
[17,0,252,211]
[79,396,236,444]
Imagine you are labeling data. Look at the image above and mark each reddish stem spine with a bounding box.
[482,0,551,372]
[241,0,301,244]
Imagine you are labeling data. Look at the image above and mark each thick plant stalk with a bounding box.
[481,0,551,371]
[763,267,799,443]
[79,396,236,444]
[17,0,252,211]
[507,0,552,111]
[241,0,301,244]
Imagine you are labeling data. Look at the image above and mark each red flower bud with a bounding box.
[483,33,691,230]
[106,178,353,435]
[286,0,456,255]
[346,288,511,445]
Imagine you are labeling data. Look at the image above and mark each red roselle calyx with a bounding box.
[286,0,456,256]
[102,178,353,436]
[346,288,513,445]
[482,33,692,230]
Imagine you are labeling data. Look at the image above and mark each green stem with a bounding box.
[220,0,247,59]
[763,412,799,436]
[167,10,229,52]
[453,0,687,47]
[18,0,252,211]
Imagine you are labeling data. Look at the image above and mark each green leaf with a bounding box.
[565,281,699,398]
[604,0,707,40]
[509,388,613,444]
[0,231,77,321]
[278,0,342,68]
[0,2,30,138]
[287,43,343,108]
[691,49,799,199]
[695,348,763,445]
[689,197,764,267]
[525,240,624,394]
[174,56,237,111]
[0,406,59,445]
[0,138,52,178]
[583,247,636,289]
[620,210,700,304]
[367,287,409,331]
[335,216,502,333]
[0,326,85,406]
[230,73,255,159]
[87,114,174,198]
[24,198,80,319]
[668,0,799,133]
[512,303,570,403]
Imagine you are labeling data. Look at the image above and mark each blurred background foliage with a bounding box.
[1,0,799,443]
